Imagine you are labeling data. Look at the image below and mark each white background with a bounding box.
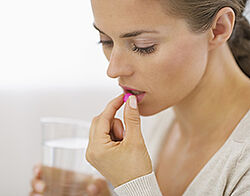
[0,0,115,89]
[0,0,249,90]
[0,0,249,195]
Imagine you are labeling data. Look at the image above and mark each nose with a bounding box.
[106,48,133,79]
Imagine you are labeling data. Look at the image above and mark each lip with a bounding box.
[135,93,146,103]
[119,84,146,103]
[119,84,145,94]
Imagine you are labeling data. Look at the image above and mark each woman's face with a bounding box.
[91,0,209,116]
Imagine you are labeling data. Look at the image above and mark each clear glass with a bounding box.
[40,117,100,196]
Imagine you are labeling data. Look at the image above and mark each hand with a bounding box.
[86,94,153,188]
[30,164,112,196]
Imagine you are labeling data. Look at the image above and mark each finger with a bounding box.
[110,118,124,141]
[123,95,143,142]
[92,94,125,140]
[93,178,111,196]
[33,163,42,179]
[86,177,110,196]
[89,94,124,142]
[31,178,45,193]
[89,116,99,143]
[100,93,124,122]
[86,183,99,196]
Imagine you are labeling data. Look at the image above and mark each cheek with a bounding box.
[167,40,207,81]
[153,36,208,105]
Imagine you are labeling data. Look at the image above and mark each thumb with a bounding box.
[123,95,143,141]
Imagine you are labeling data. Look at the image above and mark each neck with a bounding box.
[173,43,250,145]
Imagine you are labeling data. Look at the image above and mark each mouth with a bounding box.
[119,84,146,103]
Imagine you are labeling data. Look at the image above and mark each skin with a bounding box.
[30,164,111,196]
[91,0,250,146]
[89,0,250,193]
[31,0,250,195]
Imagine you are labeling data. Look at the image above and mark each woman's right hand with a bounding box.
[30,164,112,196]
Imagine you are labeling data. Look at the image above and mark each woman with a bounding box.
[31,0,250,195]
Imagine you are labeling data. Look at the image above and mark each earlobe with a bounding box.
[208,7,235,51]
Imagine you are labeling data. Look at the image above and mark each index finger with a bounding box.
[33,163,42,179]
[100,93,125,122]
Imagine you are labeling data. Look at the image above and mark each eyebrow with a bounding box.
[93,23,159,38]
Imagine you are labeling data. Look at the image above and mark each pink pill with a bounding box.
[123,93,133,102]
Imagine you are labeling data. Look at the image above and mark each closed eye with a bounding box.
[98,40,156,56]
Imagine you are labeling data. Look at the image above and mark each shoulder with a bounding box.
[223,111,250,179]
[222,133,250,195]
[231,110,250,168]
[237,140,250,166]
[230,142,250,195]
[231,110,250,143]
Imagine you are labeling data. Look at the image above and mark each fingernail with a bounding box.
[35,181,45,192]
[87,184,98,195]
[129,95,137,109]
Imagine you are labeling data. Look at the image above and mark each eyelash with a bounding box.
[98,40,156,56]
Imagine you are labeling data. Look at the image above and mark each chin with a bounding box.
[138,104,170,117]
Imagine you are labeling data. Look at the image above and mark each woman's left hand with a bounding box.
[86,93,153,188]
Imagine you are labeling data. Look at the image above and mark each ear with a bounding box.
[208,7,235,51]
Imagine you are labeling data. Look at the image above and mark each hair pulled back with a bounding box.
[160,0,250,78]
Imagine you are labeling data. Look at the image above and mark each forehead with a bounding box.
[91,0,174,35]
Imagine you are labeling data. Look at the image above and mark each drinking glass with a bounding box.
[40,117,100,196]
